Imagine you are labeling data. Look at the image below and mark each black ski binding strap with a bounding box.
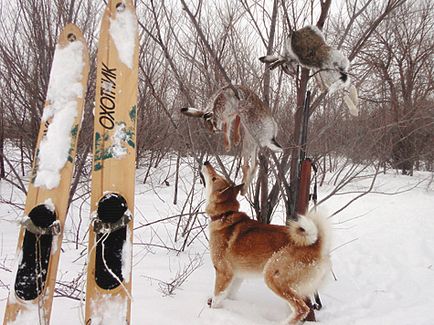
[15,204,57,300]
[94,193,130,290]
[21,216,61,236]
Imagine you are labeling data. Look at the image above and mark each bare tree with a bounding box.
[360,0,434,175]
[1,0,431,258]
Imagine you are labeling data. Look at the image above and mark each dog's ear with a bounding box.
[180,107,205,118]
[232,184,244,196]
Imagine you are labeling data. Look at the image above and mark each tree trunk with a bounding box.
[257,0,278,223]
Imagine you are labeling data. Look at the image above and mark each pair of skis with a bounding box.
[2,1,139,324]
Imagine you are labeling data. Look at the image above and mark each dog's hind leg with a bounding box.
[264,254,310,324]
[265,279,309,324]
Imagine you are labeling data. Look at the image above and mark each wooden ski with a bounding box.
[84,1,138,324]
[2,24,89,325]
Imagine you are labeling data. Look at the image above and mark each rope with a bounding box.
[101,232,133,301]
[79,232,111,325]
[34,234,47,325]
[79,220,133,324]
[91,208,133,300]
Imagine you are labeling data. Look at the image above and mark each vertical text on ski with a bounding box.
[99,62,117,130]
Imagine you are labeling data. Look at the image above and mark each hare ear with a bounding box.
[180,107,205,118]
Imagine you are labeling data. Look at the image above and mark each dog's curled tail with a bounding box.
[289,210,330,251]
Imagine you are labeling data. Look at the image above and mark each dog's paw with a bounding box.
[208,296,223,308]
[283,317,304,325]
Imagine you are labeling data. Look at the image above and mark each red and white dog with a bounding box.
[201,161,331,324]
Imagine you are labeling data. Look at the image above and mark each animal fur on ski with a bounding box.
[201,161,331,325]
[181,85,282,195]
[260,25,359,116]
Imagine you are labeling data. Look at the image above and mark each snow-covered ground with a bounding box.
[1,157,433,325]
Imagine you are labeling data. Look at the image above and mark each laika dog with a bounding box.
[260,25,359,116]
[201,161,331,324]
[181,85,282,195]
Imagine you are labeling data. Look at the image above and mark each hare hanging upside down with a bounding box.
[260,25,359,116]
[181,85,282,195]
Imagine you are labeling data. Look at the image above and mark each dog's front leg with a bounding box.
[227,277,242,299]
[209,267,234,308]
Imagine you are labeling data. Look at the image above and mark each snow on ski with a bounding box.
[2,24,89,325]
[84,1,138,324]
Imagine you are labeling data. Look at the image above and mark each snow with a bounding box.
[1,159,434,324]
[34,40,84,190]
[90,294,127,325]
[109,5,137,69]
[44,198,55,212]
[122,215,132,283]
[8,303,39,325]
[4,252,43,325]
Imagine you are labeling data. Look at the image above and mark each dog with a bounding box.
[181,85,282,195]
[260,25,359,116]
[201,161,331,324]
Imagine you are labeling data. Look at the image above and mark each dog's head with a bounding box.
[200,161,243,216]
[180,107,217,132]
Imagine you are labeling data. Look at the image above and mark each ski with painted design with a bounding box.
[2,24,89,325]
[84,1,139,324]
